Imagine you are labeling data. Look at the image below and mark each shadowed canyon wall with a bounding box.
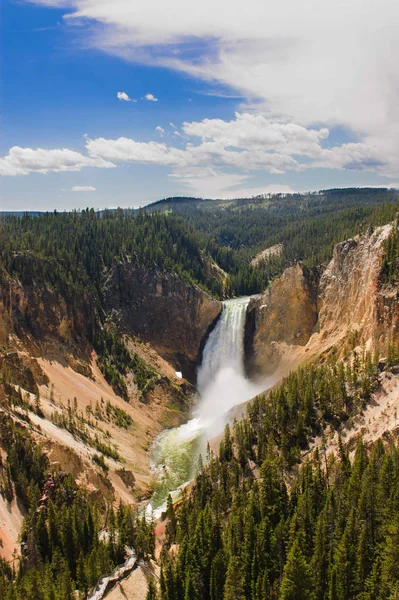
[103,264,222,381]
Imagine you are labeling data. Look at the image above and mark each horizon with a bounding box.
[1,185,398,215]
[2,0,399,211]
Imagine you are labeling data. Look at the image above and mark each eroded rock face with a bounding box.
[0,353,48,393]
[0,268,95,358]
[316,229,389,346]
[103,264,222,381]
[245,224,398,377]
[245,263,319,376]
[316,224,399,354]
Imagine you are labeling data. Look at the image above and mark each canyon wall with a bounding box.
[103,264,222,381]
[245,224,398,376]
[0,261,221,560]
[245,263,319,375]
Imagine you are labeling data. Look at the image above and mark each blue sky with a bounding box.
[1,0,398,210]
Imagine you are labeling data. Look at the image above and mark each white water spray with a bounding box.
[149,296,268,514]
[196,297,264,432]
[197,296,249,393]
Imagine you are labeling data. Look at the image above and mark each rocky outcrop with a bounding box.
[245,263,319,376]
[0,267,95,359]
[250,243,283,267]
[0,353,48,393]
[103,264,222,381]
[0,260,222,383]
[245,224,397,377]
[316,226,392,348]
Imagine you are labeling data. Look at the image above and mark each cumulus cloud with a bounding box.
[83,112,391,181]
[1,112,392,199]
[144,93,158,102]
[155,125,164,136]
[0,146,115,176]
[117,91,131,101]
[28,0,399,177]
[182,113,329,157]
[86,136,186,166]
[71,185,96,191]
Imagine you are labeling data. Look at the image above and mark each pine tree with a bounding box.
[311,506,330,600]
[224,556,245,600]
[279,536,313,600]
[165,495,177,546]
[146,579,159,600]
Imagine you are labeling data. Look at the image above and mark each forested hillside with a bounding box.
[148,188,399,283]
[0,409,155,600]
[2,188,398,300]
[159,348,399,600]
[0,210,216,297]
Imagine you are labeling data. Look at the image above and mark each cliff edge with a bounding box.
[245,224,397,376]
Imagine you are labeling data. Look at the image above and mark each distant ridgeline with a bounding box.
[2,187,398,300]
[146,187,399,284]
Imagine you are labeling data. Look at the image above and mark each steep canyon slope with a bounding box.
[0,255,220,561]
[246,223,397,377]
[103,264,221,381]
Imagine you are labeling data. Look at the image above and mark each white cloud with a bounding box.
[0,146,116,176]
[155,125,164,136]
[28,0,399,177]
[183,113,329,157]
[144,93,158,102]
[168,167,250,198]
[82,112,394,194]
[117,91,131,101]
[210,183,296,199]
[71,185,96,191]
[86,136,187,166]
[1,111,396,197]
[168,170,294,198]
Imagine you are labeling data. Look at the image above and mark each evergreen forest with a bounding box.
[1,189,399,599]
[159,348,399,600]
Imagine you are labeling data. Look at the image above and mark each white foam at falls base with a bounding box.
[194,365,265,434]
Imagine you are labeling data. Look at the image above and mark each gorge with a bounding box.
[1,194,399,600]
[149,296,267,514]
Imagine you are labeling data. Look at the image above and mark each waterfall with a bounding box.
[149,296,265,514]
[197,296,250,395]
[194,296,263,430]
